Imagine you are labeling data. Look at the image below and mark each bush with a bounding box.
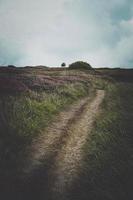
[8,65,16,68]
[69,61,93,70]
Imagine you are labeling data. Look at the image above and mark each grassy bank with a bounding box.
[70,82,133,200]
[0,81,91,172]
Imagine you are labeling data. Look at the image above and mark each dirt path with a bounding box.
[49,90,105,199]
[23,95,92,174]
[22,90,105,200]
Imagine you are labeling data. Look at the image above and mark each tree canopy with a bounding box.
[69,61,93,70]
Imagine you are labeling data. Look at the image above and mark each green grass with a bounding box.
[1,68,133,199]
[0,82,90,172]
[69,82,133,200]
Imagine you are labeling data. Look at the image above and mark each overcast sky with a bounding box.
[0,0,133,67]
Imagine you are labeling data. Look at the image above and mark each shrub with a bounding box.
[8,65,16,68]
[69,61,93,70]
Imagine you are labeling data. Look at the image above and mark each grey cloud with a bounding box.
[0,0,133,67]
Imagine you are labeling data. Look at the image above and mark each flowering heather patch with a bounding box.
[0,78,29,93]
[0,67,92,94]
[55,75,89,82]
[23,74,90,91]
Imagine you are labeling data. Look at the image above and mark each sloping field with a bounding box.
[0,66,133,200]
[0,67,96,199]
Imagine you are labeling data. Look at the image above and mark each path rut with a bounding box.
[23,96,91,174]
[23,90,105,200]
[49,90,105,199]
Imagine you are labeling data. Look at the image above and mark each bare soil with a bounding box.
[22,90,105,200]
[49,90,105,199]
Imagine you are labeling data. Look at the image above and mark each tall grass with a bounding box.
[69,82,133,200]
[0,82,90,172]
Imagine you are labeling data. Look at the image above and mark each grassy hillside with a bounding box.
[0,67,94,194]
[0,66,133,199]
[69,80,133,200]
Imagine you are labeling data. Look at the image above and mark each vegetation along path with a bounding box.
[23,90,105,199]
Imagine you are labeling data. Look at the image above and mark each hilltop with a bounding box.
[0,66,133,200]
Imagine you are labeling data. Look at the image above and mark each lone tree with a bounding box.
[61,62,66,67]
[8,65,16,68]
[69,61,93,70]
